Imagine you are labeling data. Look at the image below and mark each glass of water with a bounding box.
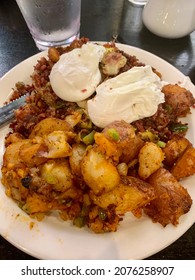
[128,0,148,5]
[16,0,81,51]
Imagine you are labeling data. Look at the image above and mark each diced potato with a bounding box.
[90,176,155,214]
[81,148,120,195]
[138,142,164,180]
[69,143,86,176]
[48,47,60,62]
[19,142,47,167]
[29,117,72,139]
[102,120,144,163]
[103,120,135,142]
[1,169,29,202]
[121,135,144,163]
[65,111,82,127]
[56,186,83,201]
[163,136,192,167]
[117,162,128,176]
[5,132,25,145]
[44,131,72,158]
[101,51,127,76]
[171,147,195,180]
[23,193,53,214]
[41,159,73,192]
[2,140,30,167]
[162,84,194,117]
[94,132,122,162]
[145,168,192,226]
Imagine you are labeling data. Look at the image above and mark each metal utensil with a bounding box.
[0,95,27,126]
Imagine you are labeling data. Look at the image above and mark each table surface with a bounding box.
[0,0,195,260]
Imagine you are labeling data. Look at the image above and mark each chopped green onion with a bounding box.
[107,128,120,141]
[53,101,66,109]
[157,140,166,148]
[98,208,107,221]
[80,119,92,129]
[141,130,158,142]
[73,216,86,228]
[82,130,95,145]
[170,123,188,132]
[81,205,89,216]
[164,104,173,113]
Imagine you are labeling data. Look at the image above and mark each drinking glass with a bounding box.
[128,0,148,5]
[16,0,81,51]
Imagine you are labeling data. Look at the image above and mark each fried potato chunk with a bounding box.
[23,193,53,214]
[44,131,72,158]
[1,169,29,202]
[2,139,30,167]
[145,168,192,226]
[138,142,164,180]
[101,51,127,76]
[163,136,192,167]
[2,138,47,168]
[171,147,195,180]
[81,148,120,195]
[48,47,60,62]
[69,143,86,176]
[162,84,195,117]
[5,132,25,146]
[94,132,122,162]
[102,120,144,163]
[19,141,48,167]
[29,117,72,139]
[90,176,155,215]
[41,159,73,192]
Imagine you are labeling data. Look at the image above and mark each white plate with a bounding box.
[0,43,195,260]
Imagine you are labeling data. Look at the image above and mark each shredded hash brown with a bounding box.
[1,38,195,233]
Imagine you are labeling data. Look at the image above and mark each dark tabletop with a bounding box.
[0,0,195,260]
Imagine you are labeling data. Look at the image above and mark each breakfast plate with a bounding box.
[0,43,195,260]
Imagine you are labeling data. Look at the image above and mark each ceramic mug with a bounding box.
[142,0,195,38]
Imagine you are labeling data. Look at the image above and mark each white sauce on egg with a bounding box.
[49,43,105,102]
[87,65,165,128]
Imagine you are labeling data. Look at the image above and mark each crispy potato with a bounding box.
[145,167,192,226]
[121,135,144,163]
[94,132,122,162]
[48,47,60,62]
[103,120,135,141]
[2,140,30,167]
[44,131,72,158]
[95,131,144,163]
[90,176,155,214]
[163,136,192,167]
[138,142,164,180]
[5,132,25,146]
[102,120,144,163]
[41,159,73,192]
[19,141,48,167]
[65,111,82,127]
[162,84,194,117]
[101,50,127,76]
[29,117,72,139]
[1,168,29,202]
[69,143,86,176]
[56,186,83,201]
[23,193,54,214]
[81,147,120,195]
[171,147,195,180]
